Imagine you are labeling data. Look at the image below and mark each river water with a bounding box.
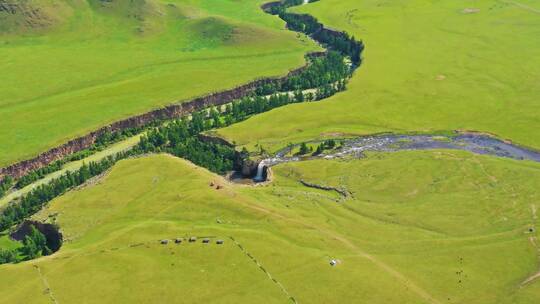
[253,133,540,182]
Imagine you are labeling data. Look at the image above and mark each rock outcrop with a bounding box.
[197,134,235,147]
[300,180,350,197]
[0,0,55,29]
[240,159,259,177]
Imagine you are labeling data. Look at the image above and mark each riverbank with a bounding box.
[250,132,540,182]
[216,0,540,156]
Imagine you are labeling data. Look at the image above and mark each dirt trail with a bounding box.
[502,0,540,14]
[33,265,59,304]
[20,162,440,304]
[235,194,442,304]
[521,203,540,286]
[521,269,540,286]
[230,236,297,303]
[322,230,441,304]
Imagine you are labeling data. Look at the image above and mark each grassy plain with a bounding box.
[218,0,540,152]
[0,152,539,303]
[0,0,318,167]
[2,1,540,302]
[0,235,20,251]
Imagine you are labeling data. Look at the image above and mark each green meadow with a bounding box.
[0,0,318,167]
[218,0,540,152]
[0,152,539,303]
[1,0,540,302]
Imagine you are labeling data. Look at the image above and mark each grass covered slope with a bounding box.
[0,0,318,167]
[1,152,540,303]
[218,0,540,151]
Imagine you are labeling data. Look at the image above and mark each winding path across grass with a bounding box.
[502,0,540,14]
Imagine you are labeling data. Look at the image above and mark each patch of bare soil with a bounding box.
[320,132,347,137]
[435,74,446,81]
[462,8,481,14]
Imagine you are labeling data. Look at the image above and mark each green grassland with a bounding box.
[0,234,20,251]
[2,1,540,302]
[0,0,319,167]
[0,152,539,303]
[218,0,540,152]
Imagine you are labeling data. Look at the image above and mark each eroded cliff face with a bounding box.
[0,1,45,17]
[0,0,356,184]
[197,134,235,147]
[0,54,325,181]
[260,1,281,12]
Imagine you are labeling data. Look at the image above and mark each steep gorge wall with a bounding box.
[1,0,359,182]
[0,52,326,181]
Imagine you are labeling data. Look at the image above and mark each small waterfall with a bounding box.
[233,133,540,185]
[254,161,266,182]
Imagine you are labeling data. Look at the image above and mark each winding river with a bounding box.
[254,133,540,181]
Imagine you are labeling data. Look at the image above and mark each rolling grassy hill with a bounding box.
[218,0,540,152]
[1,1,539,303]
[0,152,539,303]
[0,0,319,167]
